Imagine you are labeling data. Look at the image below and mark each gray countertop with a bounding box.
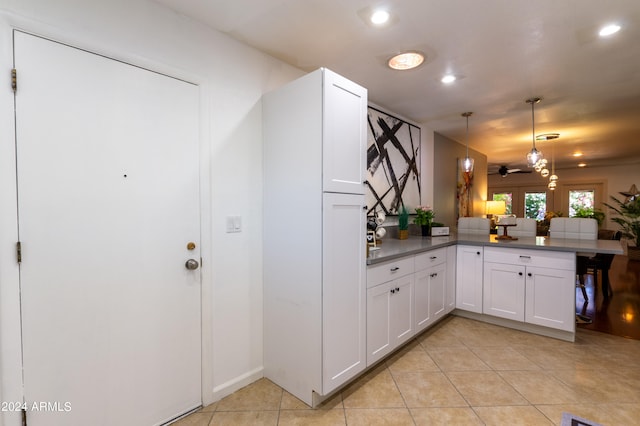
[366,233,624,265]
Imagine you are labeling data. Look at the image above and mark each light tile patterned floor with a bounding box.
[174,316,640,425]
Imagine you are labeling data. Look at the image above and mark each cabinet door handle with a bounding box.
[390,267,400,272]
[477,251,481,255]
[395,287,400,292]
[519,272,523,276]
[390,289,395,294]
[430,256,437,260]
[430,273,438,278]
[519,255,531,259]
[528,272,532,277]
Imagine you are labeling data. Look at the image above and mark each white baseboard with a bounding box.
[208,367,264,404]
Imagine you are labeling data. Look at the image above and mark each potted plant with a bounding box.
[604,195,640,260]
[414,206,435,236]
[572,205,605,226]
[398,205,409,240]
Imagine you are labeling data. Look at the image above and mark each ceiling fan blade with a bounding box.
[489,165,534,177]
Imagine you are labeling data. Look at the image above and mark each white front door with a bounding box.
[14,31,202,426]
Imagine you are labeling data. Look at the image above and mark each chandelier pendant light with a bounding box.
[548,137,559,190]
[461,112,474,173]
[525,97,543,167]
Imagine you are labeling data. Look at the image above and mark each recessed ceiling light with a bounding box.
[441,74,456,84]
[388,52,424,70]
[578,163,587,167]
[370,10,390,25]
[599,24,621,37]
[573,152,583,157]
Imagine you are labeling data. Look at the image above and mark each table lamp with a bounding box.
[486,200,506,230]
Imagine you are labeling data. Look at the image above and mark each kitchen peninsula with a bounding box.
[367,234,623,265]
[367,234,623,351]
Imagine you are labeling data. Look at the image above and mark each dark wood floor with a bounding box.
[576,255,640,340]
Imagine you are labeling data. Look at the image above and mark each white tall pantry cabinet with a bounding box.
[263,68,367,406]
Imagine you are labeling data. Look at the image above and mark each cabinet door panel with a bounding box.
[322,69,366,194]
[414,270,431,332]
[456,246,483,313]
[525,266,575,332]
[323,193,366,391]
[483,262,525,321]
[446,245,457,313]
[390,275,414,346]
[429,263,447,322]
[366,283,392,365]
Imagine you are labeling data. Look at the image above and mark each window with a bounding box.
[492,192,513,214]
[524,192,546,220]
[569,190,595,217]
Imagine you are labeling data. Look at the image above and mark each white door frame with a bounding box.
[0,16,214,426]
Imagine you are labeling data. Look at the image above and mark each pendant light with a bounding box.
[548,137,559,190]
[460,112,474,173]
[525,97,543,167]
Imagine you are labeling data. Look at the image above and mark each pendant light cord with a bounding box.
[531,101,536,150]
[462,111,472,156]
[466,115,469,157]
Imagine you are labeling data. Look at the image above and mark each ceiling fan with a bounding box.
[489,165,533,177]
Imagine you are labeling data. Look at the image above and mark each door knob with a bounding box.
[185,259,199,270]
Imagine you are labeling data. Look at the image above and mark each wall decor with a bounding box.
[457,158,474,217]
[365,106,421,216]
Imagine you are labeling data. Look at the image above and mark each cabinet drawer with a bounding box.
[414,248,447,270]
[484,247,574,270]
[367,257,414,288]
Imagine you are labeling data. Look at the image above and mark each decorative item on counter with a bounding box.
[367,210,386,250]
[495,214,518,240]
[398,205,409,240]
[496,214,516,225]
[430,222,449,236]
[366,230,380,251]
[414,205,434,236]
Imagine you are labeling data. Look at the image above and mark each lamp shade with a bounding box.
[486,200,506,216]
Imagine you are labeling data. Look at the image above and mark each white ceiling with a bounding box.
[154,0,640,172]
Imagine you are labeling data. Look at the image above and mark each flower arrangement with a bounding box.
[413,206,435,226]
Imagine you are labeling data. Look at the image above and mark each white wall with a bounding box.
[0,0,304,420]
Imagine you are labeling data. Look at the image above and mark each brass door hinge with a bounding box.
[17,241,22,263]
[11,68,17,93]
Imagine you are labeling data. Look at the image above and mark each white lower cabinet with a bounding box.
[415,248,448,333]
[483,247,575,332]
[524,266,575,331]
[367,247,455,366]
[366,271,414,366]
[483,262,525,321]
[456,245,484,313]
